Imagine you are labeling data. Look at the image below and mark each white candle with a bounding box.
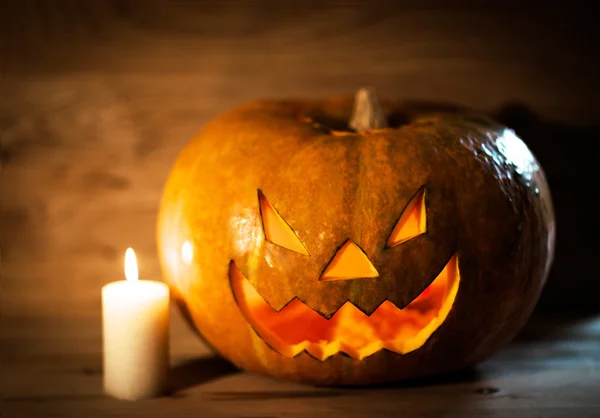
[102,248,170,400]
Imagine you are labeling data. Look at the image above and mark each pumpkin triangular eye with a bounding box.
[386,188,427,247]
[258,190,309,255]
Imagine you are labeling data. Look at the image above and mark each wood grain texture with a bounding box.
[1,2,600,415]
[1,1,599,318]
[2,310,600,417]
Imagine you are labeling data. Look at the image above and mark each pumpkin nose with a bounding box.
[320,239,379,281]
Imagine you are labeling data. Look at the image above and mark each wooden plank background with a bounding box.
[2,0,599,318]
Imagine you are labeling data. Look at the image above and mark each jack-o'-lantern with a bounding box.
[157,89,555,385]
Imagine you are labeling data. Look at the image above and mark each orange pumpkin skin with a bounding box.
[157,97,555,385]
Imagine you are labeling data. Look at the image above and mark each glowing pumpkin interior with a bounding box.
[388,187,427,247]
[320,239,379,281]
[230,189,460,360]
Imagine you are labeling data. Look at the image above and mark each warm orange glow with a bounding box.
[387,188,427,247]
[320,239,379,281]
[181,240,193,265]
[230,254,460,360]
[258,190,309,255]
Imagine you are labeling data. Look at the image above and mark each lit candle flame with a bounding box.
[124,248,139,282]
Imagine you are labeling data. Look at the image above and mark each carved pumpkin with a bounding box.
[157,90,555,385]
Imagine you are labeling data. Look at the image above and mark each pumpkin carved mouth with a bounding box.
[229,254,460,361]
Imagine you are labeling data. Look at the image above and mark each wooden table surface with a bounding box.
[2,308,600,418]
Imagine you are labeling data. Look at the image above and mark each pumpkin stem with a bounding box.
[349,87,389,132]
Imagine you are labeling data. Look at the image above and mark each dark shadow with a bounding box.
[493,102,600,313]
[341,366,483,391]
[167,356,238,395]
[206,368,483,400]
[207,389,347,401]
[388,99,468,126]
[513,306,600,342]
